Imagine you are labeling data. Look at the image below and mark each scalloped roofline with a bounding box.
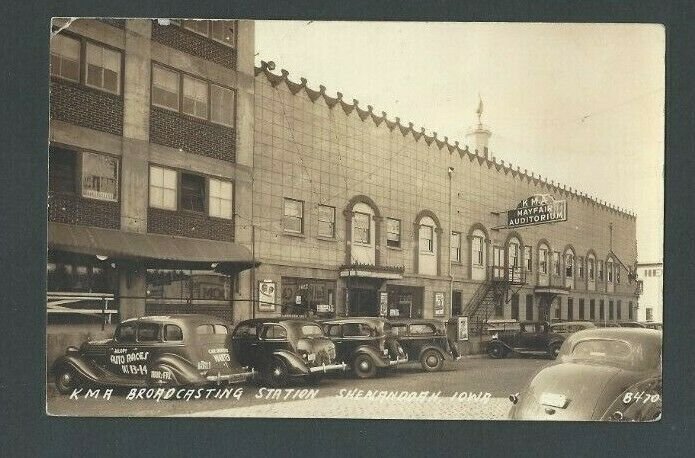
[254,60,637,220]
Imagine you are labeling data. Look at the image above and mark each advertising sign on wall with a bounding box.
[507,194,567,228]
[434,292,445,317]
[458,316,469,341]
[379,292,388,317]
[258,280,276,311]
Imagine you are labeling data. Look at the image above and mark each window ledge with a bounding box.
[316,236,337,242]
[386,246,403,251]
[352,241,373,247]
[283,231,306,239]
[420,251,435,256]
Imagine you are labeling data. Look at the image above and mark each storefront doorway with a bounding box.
[348,288,379,316]
[387,286,424,319]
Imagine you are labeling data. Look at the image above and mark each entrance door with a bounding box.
[349,288,379,316]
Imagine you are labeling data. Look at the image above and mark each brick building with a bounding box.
[250,60,641,333]
[48,18,257,328]
[47,19,641,343]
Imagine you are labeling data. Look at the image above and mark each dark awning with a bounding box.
[48,222,258,273]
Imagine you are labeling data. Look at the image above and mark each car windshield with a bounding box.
[569,338,660,371]
[300,324,324,337]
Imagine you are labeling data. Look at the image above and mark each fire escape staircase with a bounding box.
[462,266,527,327]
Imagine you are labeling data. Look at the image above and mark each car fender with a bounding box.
[150,353,206,385]
[52,354,103,385]
[548,338,565,348]
[417,345,449,361]
[272,349,310,375]
[352,345,390,368]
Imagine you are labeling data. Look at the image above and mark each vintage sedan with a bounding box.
[231,318,346,387]
[487,321,565,359]
[389,319,460,371]
[321,318,408,378]
[52,314,254,394]
[509,328,662,421]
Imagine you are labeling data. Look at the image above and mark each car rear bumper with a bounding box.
[308,362,348,374]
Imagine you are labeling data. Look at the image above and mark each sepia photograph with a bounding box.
[45,18,664,421]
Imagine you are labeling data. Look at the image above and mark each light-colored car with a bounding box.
[549,321,596,336]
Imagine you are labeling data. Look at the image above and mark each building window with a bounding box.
[525,294,534,320]
[50,34,80,82]
[283,198,303,234]
[182,75,209,119]
[473,236,484,266]
[646,307,652,321]
[617,300,622,320]
[81,152,118,202]
[152,64,180,111]
[600,300,605,319]
[182,20,237,48]
[353,212,371,244]
[590,299,596,319]
[210,84,235,127]
[49,147,77,194]
[579,299,585,319]
[149,166,177,210]
[578,256,584,278]
[607,260,614,282]
[151,64,236,127]
[508,242,520,268]
[84,42,121,95]
[451,232,461,262]
[628,301,633,320]
[616,265,621,284]
[588,257,595,280]
[567,298,574,320]
[553,251,561,275]
[419,225,434,253]
[598,260,604,281]
[208,178,233,219]
[180,173,205,213]
[386,218,401,248]
[555,298,561,319]
[565,252,574,277]
[452,290,462,316]
[524,246,532,272]
[539,246,548,274]
[318,205,335,238]
[609,300,614,320]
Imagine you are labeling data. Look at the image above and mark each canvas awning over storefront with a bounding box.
[48,222,258,274]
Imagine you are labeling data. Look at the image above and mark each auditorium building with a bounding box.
[47,19,641,346]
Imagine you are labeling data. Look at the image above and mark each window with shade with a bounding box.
[183,20,237,48]
[386,218,401,248]
[419,225,434,253]
[210,84,235,127]
[283,198,303,234]
[565,252,574,277]
[588,257,595,280]
[353,212,371,244]
[451,232,461,262]
[539,246,548,274]
[318,205,335,238]
[50,34,80,82]
[553,251,561,275]
[208,178,233,219]
[578,256,584,278]
[182,75,209,119]
[85,42,121,95]
[152,65,180,111]
[524,246,532,272]
[473,236,484,266]
[81,152,118,202]
[607,260,614,282]
[149,166,177,210]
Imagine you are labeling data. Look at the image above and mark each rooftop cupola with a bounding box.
[466,95,492,158]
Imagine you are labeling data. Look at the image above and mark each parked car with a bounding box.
[509,328,662,421]
[617,321,647,328]
[549,321,596,336]
[52,314,254,394]
[487,321,565,359]
[594,321,621,328]
[321,318,407,378]
[389,319,460,371]
[642,322,663,331]
[231,318,345,387]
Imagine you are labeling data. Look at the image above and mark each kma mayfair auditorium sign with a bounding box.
[507,194,567,228]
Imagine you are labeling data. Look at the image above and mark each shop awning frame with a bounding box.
[48,222,259,274]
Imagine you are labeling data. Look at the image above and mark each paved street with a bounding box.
[47,356,551,419]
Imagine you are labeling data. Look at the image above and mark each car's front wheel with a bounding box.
[420,349,444,372]
[353,354,377,378]
[487,343,507,359]
[55,366,79,395]
[264,357,289,387]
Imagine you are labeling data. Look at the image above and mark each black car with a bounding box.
[321,318,407,378]
[389,319,460,371]
[487,321,565,359]
[231,318,345,387]
[52,314,254,394]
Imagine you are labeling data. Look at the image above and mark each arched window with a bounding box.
[564,250,574,278]
[415,212,441,276]
[607,257,614,283]
[348,201,378,265]
[538,243,550,275]
[587,253,596,281]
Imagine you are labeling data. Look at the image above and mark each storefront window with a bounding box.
[387,286,424,319]
[280,277,335,316]
[82,152,118,201]
[146,269,231,302]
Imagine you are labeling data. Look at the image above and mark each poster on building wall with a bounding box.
[434,292,445,316]
[458,316,469,341]
[379,291,388,317]
[506,194,567,228]
[258,280,276,311]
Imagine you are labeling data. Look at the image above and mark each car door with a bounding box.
[390,323,413,358]
[231,322,258,367]
[258,324,292,358]
[325,324,351,362]
[516,322,538,349]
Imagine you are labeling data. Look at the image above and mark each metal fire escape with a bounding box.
[462,266,527,333]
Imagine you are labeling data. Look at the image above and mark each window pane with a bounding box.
[183,76,208,119]
[284,199,303,233]
[149,166,177,210]
[85,43,121,94]
[164,325,183,341]
[419,225,433,252]
[51,34,80,81]
[181,174,205,212]
[184,20,209,36]
[318,205,335,237]
[152,65,179,111]
[211,20,235,46]
[138,323,160,342]
[353,212,370,243]
[211,84,235,126]
[209,178,233,219]
[82,152,118,201]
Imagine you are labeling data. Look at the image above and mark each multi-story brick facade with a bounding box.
[47,19,256,326]
[249,61,640,336]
